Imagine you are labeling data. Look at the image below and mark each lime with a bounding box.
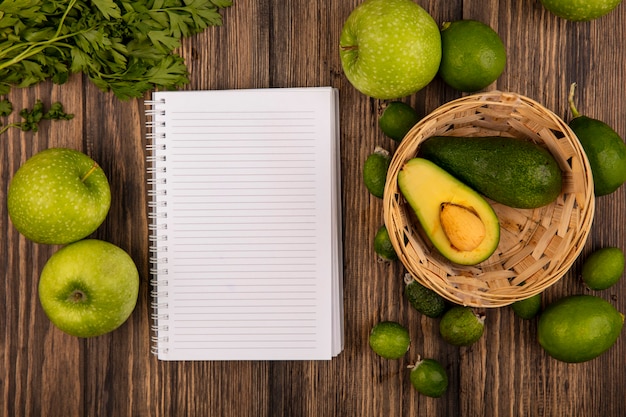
[581,247,625,290]
[374,224,397,261]
[378,101,420,142]
[438,20,507,93]
[439,306,485,346]
[363,147,391,198]
[404,274,446,318]
[540,0,623,21]
[511,293,542,319]
[409,357,449,398]
[537,295,624,363]
[369,321,410,359]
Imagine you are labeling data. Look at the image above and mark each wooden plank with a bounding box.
[78,80,153,416]
[0,0,624,416]
[1,76,86,417]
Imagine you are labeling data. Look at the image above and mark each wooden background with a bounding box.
[1,1,625,416]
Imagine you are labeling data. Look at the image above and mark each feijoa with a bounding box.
[439,306,485,346]
[409,356,449,397]
[404,273,446,318]
[363,147,391,198]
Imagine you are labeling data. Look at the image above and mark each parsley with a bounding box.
[0,0,232,100]
[0,99,13,117]
[0,99,74,135]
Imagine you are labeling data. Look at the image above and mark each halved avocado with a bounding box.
[398,158,500,265]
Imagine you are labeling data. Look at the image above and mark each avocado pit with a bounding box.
[439,202,486,251]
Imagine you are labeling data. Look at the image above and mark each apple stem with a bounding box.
[568,82,581,118]
[80,162,100,183]
[69,289,86,303]
[340,45,358,51]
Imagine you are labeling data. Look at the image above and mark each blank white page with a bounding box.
[148,87,343,360]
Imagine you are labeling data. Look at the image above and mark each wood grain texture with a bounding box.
[1,1,625,416]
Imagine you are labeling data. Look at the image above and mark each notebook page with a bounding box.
[150,88,341,360]
[330,89,345,356]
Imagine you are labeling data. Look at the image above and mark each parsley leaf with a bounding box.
[0,0,233,100]
[91,0,123,20]
[0,99,74,135]
[0,99,13,117]
[44,102,74,121]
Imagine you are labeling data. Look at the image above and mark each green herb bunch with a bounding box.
[0,98,73,135]
[0,0,232,100]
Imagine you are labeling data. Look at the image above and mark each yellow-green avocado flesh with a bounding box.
[398,158,500,266]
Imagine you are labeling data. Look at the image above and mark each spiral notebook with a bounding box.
[146,87,343,361]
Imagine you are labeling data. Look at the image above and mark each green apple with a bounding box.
[38,239,140,338]
[7,148,111,244]
[339,0,441,99]
[540,0,623,21]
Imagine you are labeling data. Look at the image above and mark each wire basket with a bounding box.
[383,91,595,307]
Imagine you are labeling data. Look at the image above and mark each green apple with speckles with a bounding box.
[7,148,111,245]
[339,0,441,99]
[540,0,622,21]
[38,239,140,338]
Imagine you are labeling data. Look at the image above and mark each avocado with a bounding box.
[568,84,626,196]
[419,136,562,208]
[398,158,500,266]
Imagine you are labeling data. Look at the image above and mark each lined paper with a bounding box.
[148,88,343,360]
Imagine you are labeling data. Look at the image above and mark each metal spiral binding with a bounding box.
[146,97,170,357]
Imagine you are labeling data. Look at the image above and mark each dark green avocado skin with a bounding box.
[419,136,563,208]
[569,116,626,196]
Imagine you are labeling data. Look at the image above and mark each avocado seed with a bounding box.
[440,203,486,251]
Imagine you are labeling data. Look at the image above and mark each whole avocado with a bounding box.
[419,135,563,209]
[568,84,626,196]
